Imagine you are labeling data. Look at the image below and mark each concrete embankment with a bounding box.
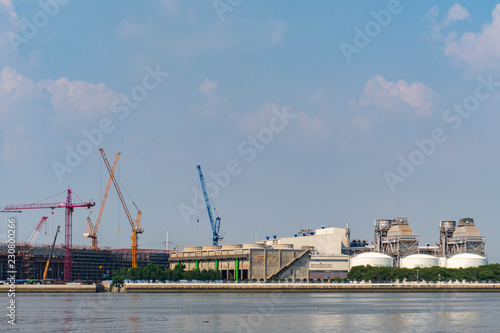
[0,284,99,293]
[122,282,500,293]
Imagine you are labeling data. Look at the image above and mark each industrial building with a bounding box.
[1,215,488,282]
[170,244,309,281]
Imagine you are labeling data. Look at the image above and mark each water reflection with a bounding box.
[15,292,499,332]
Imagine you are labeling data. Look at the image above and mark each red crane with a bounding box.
[27,216,49,246]
[3,189,95,281]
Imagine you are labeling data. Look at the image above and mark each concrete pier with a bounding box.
[0,284,99,293]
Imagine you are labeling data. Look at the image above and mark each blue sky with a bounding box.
[1,1,500,262]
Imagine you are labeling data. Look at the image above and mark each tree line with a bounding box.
[347,264,500,282]
[112,263,222,286]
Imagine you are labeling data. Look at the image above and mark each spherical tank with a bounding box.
[400,254,439,268]
[350,252,393,269]
[446,253,487,268]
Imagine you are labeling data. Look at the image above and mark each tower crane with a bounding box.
[196,165,223,246]
[27,216,48,246]
[100,148,143,268]
[85,152,120,249]
[43,226,60,280]
[3,189,95,281]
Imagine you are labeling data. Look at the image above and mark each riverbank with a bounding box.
[3,282,500,293]
[119,282,500,293]
[0,283,100,293]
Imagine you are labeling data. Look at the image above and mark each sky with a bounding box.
[1,0,500,262]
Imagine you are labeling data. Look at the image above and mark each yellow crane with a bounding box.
[85,152,120,250]
[43,226,60,280]
[100,148,143,268]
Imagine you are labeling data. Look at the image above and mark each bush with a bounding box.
[347,264,500,282]
[111,263,222,284]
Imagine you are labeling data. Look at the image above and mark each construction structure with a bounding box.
[0,244,170,281]
[170,244,309,281]
[3,189,95,281]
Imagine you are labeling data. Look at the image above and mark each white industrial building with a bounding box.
[262,226,351,278]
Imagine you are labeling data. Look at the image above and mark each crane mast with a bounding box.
[196,165,223,246]
[100,149,143,268]
[85,152,120,249]
[43,226,60,280]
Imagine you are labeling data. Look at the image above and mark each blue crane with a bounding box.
[197,165,223,245]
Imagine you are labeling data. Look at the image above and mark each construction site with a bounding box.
[0,149,489,282]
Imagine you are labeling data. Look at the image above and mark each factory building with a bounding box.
[374,218,419,266]
[309,255,350,279]
[440,218,486,257]
[259,226,352,278]
[264,226,350,255]
[170,244,310,281]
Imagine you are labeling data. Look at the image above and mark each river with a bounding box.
[6,292,500,332]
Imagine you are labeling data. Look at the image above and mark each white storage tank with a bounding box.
[350,252,393,268]
[401,254,439,268]
[438,257,447,267]
[446,253,487,268]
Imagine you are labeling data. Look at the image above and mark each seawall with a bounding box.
[122,282,500,293]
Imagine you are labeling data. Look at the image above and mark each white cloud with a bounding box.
[0,66,119,162]
[241,102,327,142]
[352,75,437,115]
[443,4,500,73]
[308,91,333,112]
[38,77,119,125]
[0,0,21,31]
[444,4,470,26]
[241,102,282,133]
[189,79,228,116]
[297,112,328,140]
[349,75,438,131]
